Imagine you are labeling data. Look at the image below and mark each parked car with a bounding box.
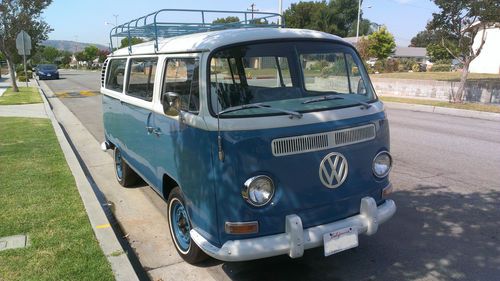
[36,64,59,80]
[101,9,396,264]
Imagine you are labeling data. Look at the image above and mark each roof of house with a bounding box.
[393,47,427,58]
[111,28,345,56]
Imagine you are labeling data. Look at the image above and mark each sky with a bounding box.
[41,0,440,47]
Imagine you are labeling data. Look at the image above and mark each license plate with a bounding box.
[323,226,358,257]
[47,74,51,76]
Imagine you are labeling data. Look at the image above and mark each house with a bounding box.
[469,22,500,74]
[343,36,428,63]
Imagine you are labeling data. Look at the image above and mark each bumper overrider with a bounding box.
[190,196,396,262]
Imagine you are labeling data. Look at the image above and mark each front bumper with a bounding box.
[190,196,396,262]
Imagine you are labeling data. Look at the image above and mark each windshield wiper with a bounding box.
[218,103,303,119]
[302,94,372,109]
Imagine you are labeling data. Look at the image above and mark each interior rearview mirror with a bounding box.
[161,92,181,116]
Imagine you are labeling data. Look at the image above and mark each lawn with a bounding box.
[0,87,42,105]
[0,117,114,281]
[371,72,500,81]
[380,96,500,113]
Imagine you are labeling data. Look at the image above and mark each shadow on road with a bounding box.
[209,188,500,281]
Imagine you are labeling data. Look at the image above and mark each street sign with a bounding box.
[16,31,32,87]
[16,31,32,56]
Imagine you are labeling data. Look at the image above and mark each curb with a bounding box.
[384,101,500,121]
[35,79,140,281]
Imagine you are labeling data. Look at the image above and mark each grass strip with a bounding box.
[0,117,114,281]
[0,87,42,105]
[380,96,500,113]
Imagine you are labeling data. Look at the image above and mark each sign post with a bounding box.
[16,31,32,87]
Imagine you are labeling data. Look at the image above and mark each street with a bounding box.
[44,69,500,281]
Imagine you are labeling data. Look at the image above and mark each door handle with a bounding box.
[146,126,162,136]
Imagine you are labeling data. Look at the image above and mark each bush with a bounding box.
[398,58,418,72]
[18,75,29,82]
[16,70,32,78]
[412,63,420,72]
[384,59,399,73]
[374,59,385,73]
[430,64,451,72]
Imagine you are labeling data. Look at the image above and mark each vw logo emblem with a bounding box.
[319,152,349,188]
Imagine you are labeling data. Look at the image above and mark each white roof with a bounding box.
[111,28,344,56]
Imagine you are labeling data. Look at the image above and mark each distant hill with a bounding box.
[42,40,108,52]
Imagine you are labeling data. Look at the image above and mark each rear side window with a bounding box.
[163,58,199,113]
[105,59,127,92]
[126,57,158,102]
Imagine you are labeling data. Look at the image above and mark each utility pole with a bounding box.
[247,3,258,20]
[356,0,362,43]
[74,35,79,70]
[278,0,283,26]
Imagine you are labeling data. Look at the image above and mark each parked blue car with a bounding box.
[36,64,59,80]
[101,9,396,264]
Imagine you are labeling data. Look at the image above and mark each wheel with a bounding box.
[113,147,140,187]
[168,187,208,264]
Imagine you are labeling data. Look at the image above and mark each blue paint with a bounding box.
[171,199,191,252]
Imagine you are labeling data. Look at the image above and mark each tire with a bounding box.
[168,187,208,264]
[113,147,140,187]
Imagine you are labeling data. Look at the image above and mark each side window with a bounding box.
[163,58,199,113]
[126,57,158,102]
[105,59,127,92]
[346,53,367,95]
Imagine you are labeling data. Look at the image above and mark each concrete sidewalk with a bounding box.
[0,103,48,118]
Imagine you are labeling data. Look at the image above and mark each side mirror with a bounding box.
[357,79,367,95]
[161,92,181,116]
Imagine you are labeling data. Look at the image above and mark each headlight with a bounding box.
[242,175,275,207]
[373,151,392,178]
[38,71,45,75]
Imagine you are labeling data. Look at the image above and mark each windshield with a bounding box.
[39,65,57,71]
[209,41,375,117]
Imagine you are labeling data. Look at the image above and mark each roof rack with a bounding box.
[109,9,284,53]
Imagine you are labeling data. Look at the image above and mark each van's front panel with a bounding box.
[213,111,389,244]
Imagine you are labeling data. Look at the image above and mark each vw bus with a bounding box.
[101,9,396,264]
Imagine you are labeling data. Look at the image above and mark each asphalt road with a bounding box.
[45,69,500,281]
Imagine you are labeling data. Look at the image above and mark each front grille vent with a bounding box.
[100,59,109,87]
[272,124,376,156]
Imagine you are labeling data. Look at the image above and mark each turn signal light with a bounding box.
[382,183,393,197]
[225,221,259,234]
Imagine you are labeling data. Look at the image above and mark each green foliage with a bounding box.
[16,70,32,78]
[367,27,396,60]
[212,16,240,24]
[412,63,421,72]
[310,60,330,71]
[41,46,60,64]
[60,50,72,65]
[430,64,451,72]
[98,49,110,63]
[17,75,28,82]
[83,45,99,61]
[374,59,385,73]
[384,58,399,73]
[283,0,372,37]
[120,37,145,49]
[356,37,371,60]
[398,58,418,72]
[426,43,454,62]
[0,0,52,91]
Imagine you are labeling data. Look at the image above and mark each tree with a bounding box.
[409,30,440,47]
[426,43,454,62]
[41,46,60,64]
[367,27,396,60]
[120,37,145,49]
[356,36,371,60]
[60,50,72,65]
[83,45,99,63]
[284,0,370,37]
[427,0,500,103]
[97,49,110,63]
[212,16,240,24]
[0,0,52,92]
[75,51,87,62]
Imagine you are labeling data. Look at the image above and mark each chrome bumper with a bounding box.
[190,197,396,262]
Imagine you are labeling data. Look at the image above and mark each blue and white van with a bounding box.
[101,9,396,264]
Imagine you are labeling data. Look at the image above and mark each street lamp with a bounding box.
[105,19,119,49]
[356,0,372,42]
